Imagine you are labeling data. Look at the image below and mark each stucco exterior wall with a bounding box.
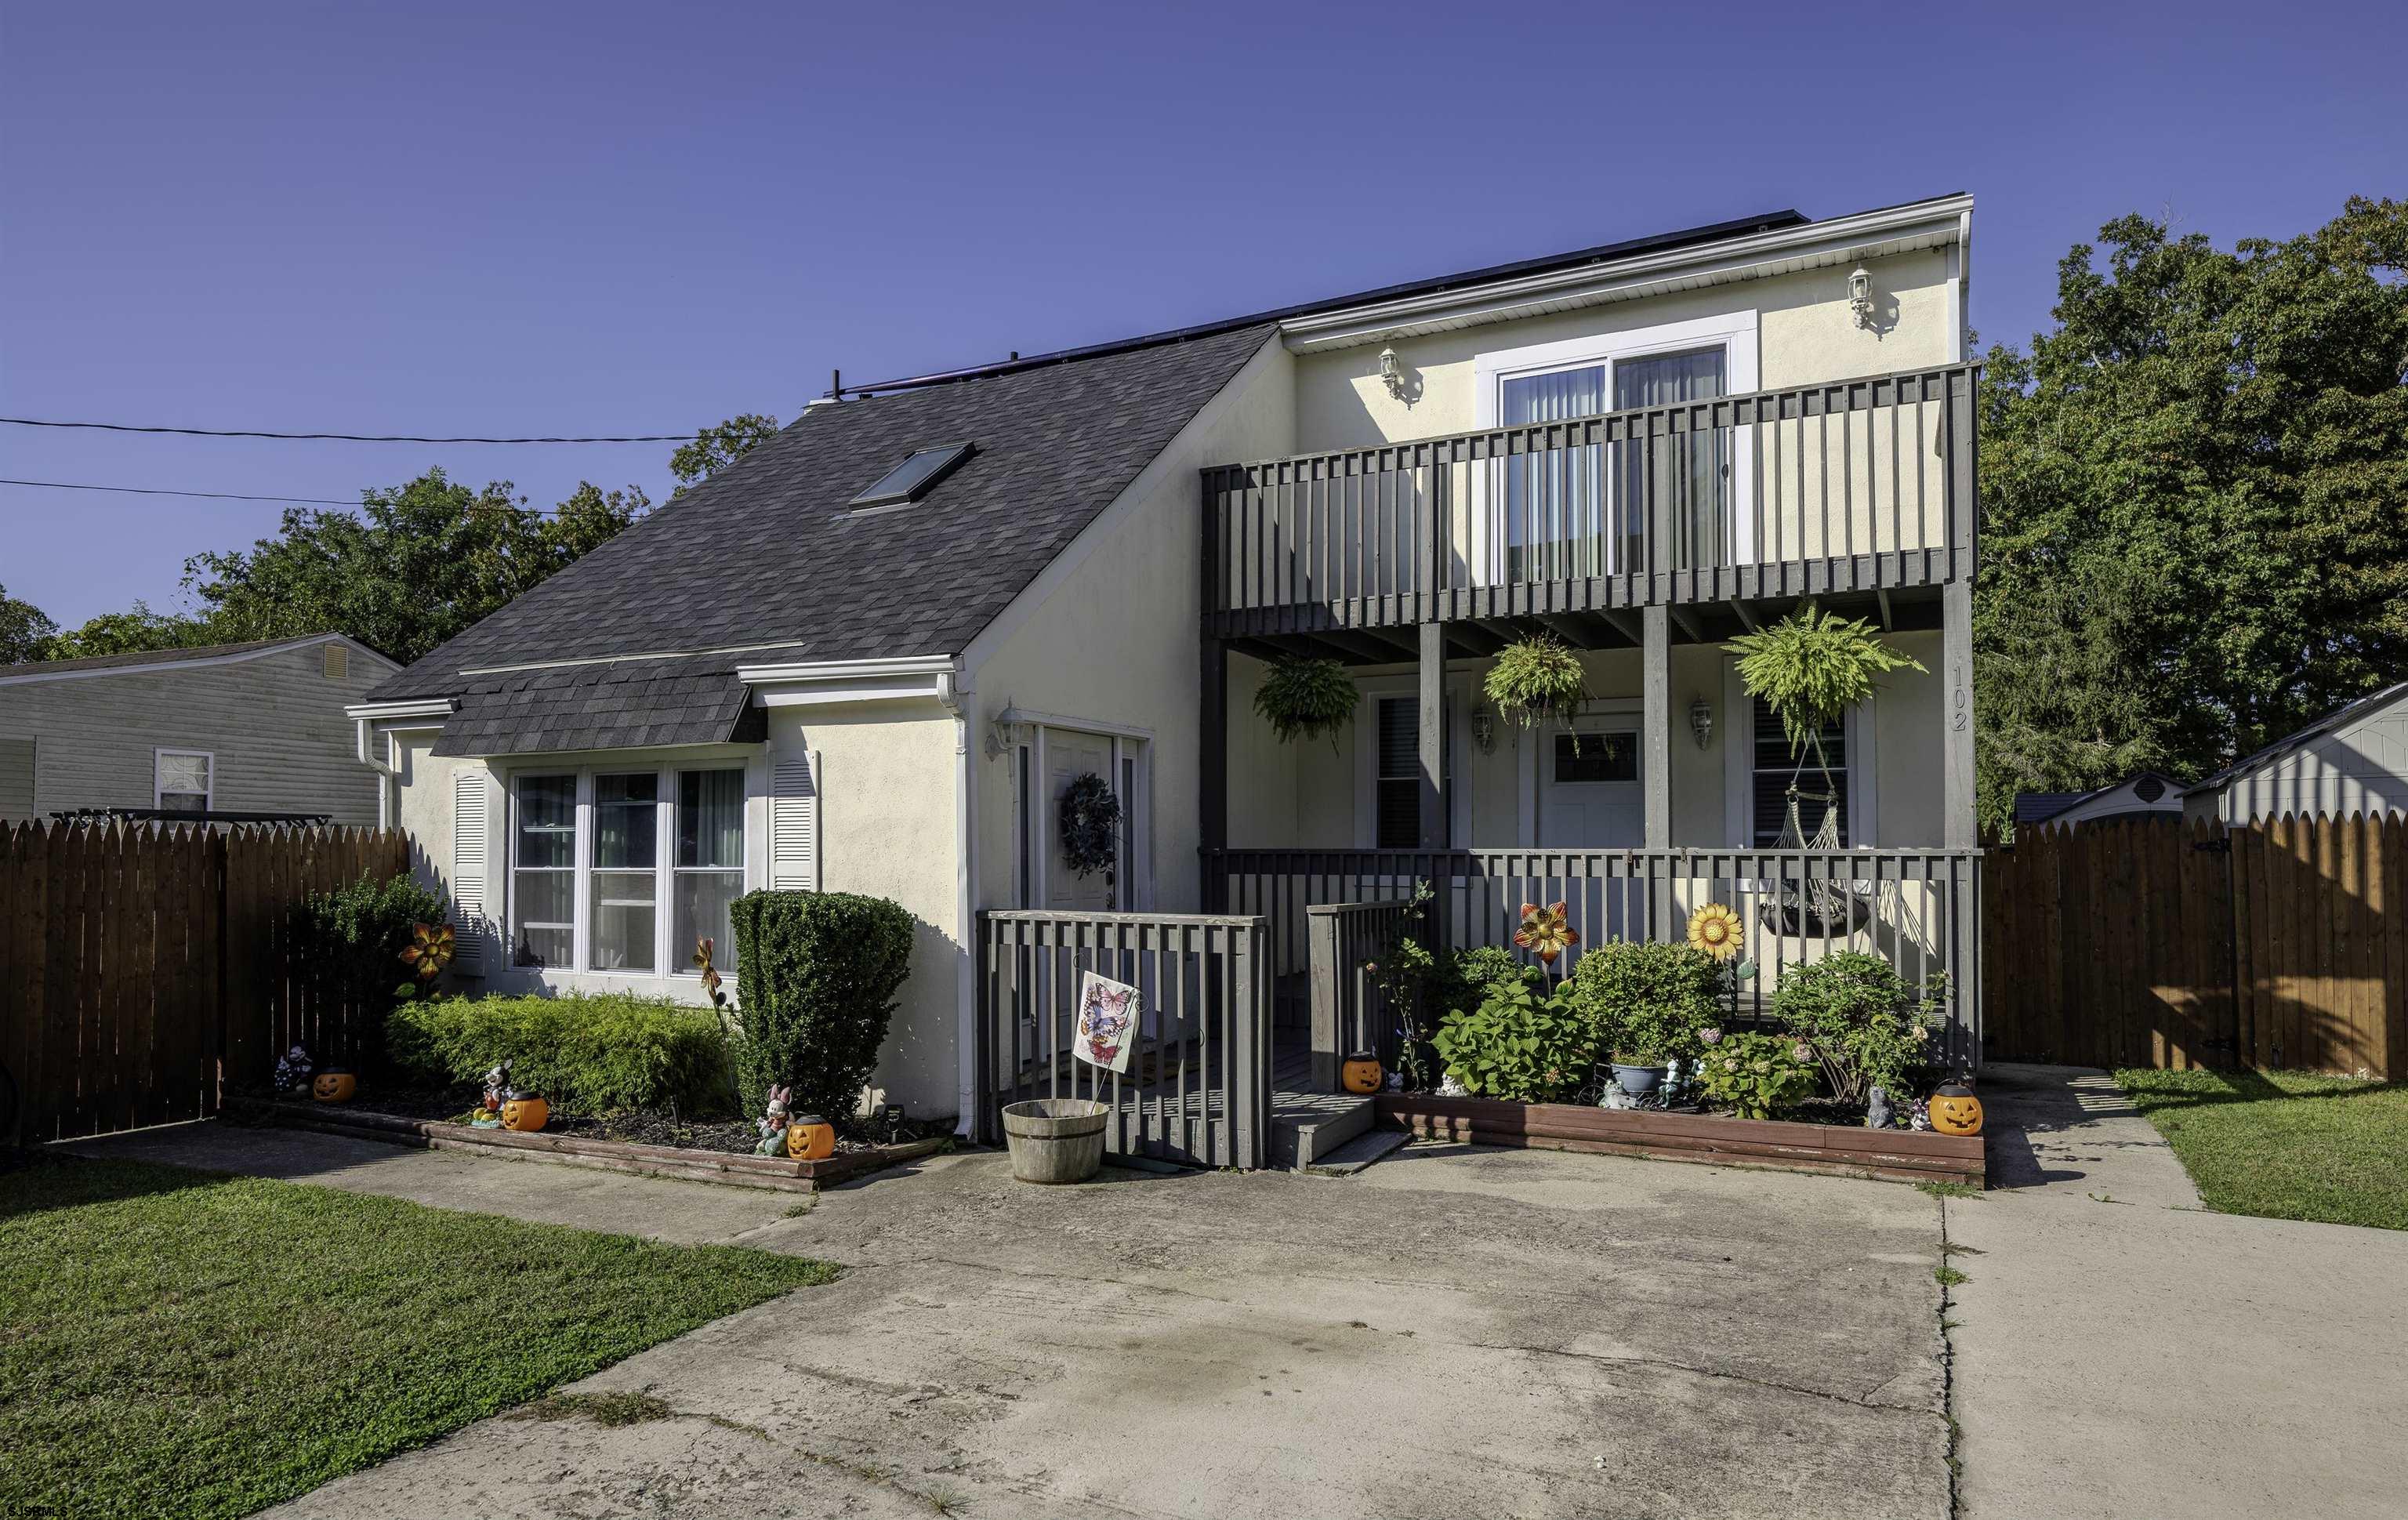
[0,640,395,823]
[972,336,1296,912]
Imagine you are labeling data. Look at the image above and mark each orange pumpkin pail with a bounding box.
[500,1093,549,1132]
[1340,1052,1384,1096]
[786,1116,836,1161]
[1927,1083,1984,1137]
[311,1069,357,1104]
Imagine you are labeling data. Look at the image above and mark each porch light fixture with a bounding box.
[1848,265,1876,330]
[1377,346,1407,401]
[1688,695,1714,751]
[1471,705,1496,754]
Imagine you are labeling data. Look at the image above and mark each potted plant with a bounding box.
[1252,657,1355,750]
[1483,634,1589,742]
[1566,941,1719,1097]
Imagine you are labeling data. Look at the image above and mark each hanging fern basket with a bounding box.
[1483,634,1590,735]
[1253,656,1356,750]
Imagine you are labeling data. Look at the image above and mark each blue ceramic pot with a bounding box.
[1611,1062,1666,1097]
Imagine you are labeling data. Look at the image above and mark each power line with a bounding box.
[0,477,644,518]
[0,416,692,444]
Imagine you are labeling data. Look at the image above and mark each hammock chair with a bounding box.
[1759,729,1871,939]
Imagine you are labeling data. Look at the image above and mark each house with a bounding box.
[2183,682,2408,825]
[2,634,400,825]
[2012,771,2186,830]
[350,193,1983,1134]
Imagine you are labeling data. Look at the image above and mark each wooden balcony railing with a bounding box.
[1202,364,1978,636]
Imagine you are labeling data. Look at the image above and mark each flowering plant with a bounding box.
[1692,1031,1819,1119]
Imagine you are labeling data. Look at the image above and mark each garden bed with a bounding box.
[240,1098,950,1193]
[1376,1094,1985,1188]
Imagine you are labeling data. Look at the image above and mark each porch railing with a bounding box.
[1202,363,1977,633]
[972,909,1274,1169]
[1209,847,1982,1068]
[1305,900,1416,1088]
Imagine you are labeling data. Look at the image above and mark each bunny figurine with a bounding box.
[754,1083,792,1156]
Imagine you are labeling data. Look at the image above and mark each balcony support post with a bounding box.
[1942,579,1976,851]
[1643,604,1673,939]
[1418,621,1446,850]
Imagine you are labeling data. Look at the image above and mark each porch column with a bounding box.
[1417,622,1446,849]
[1642,604,1671,849]
[1199,637,1228,910]
[1942,580,1975,850]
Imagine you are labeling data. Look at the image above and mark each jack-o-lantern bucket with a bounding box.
[311,1068,357,1104]
[786,1115,836,1161]
[500,1091,549,1133]
[1927,1082,1983,1137]
[1340,1051,1384,1095]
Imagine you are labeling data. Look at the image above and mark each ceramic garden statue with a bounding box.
[473,1061,512,1129]
[1867,1085,1894,1130]
[755,1083,793,1156]
[272,1044,314,1095]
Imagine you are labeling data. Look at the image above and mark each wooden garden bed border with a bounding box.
[1376,1094,1986,1187]
[240,1098,950,1194]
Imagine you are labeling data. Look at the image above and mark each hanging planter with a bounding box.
[1725,600,1924,757]
[1483,634,1590,738]
[1059,773,1122,905]
[1252,657,1355,750]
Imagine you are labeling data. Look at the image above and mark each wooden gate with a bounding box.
[1983,813,2406,1078]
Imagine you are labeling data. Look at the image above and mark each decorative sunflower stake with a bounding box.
[1512,901,1579,970]
[1686,903,1744,962]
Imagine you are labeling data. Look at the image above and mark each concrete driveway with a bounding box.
[234,1141,1954,1520]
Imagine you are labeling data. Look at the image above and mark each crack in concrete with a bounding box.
[1473,1339,1943,1420]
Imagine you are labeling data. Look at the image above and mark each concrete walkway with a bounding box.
[79,1120,1957,1520]
[1951,1064,2408,1520]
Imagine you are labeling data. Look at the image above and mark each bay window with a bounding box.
[509,766,749,974]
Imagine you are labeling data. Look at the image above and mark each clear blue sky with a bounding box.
[3,0,2399,629]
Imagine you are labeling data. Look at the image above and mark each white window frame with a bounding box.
[1721,658,1876,851]
[152,747,214,811]
[506,761,753,979]
[1471,310,1761,584]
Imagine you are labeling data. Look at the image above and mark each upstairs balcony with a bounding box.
[1202,362,1978,650]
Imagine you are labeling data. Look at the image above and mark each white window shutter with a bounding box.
[452,771,489,974]
[771,751,820,891]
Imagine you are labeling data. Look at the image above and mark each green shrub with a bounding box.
[731,891,914,1123]
[292,872,446,1068]
[1431,977,1599,1102]
[1694,1030,1819,1119]
[1771,951,1943,1105]
[1568,940,1719,1064]
[385,992,734,1116]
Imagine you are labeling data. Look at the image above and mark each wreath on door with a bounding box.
[1059,773,1122,891]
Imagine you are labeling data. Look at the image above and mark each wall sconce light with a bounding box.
[1688,696,1714,751]
[1471,706,1496,755]
[1378,346,1408,401]
[1848,265,1876,330]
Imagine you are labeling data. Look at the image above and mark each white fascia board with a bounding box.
[0,632,397,689]
[345,698,456,720]
[741,655,960,709]
[1280,195,1975,354]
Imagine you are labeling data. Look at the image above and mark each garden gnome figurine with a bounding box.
[1867,1085,1894,1130]
[755,1083,792,1157]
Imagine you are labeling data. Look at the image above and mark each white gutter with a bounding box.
[934,664,980,1137]
[346,700,452,828]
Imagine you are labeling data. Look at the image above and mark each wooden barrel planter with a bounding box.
[999,1098,1110,1184]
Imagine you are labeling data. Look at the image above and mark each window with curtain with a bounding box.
[1614,346,1728,572]
[154,749,212,811]
[1500,364,1609,583]
[1374,697,1449,848]
[675,768,745,970]
[589,774,659,971]
[1752,695,1848,848]
[511,774,576,967]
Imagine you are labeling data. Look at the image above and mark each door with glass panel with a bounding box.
[1495,346,1728,582]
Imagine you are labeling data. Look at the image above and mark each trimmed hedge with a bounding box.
[385,992,735,1116]
[731,891,914,1124]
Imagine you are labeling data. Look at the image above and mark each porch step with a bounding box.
[1300,1127,1409,1177]
[1270,1090,1375,1171]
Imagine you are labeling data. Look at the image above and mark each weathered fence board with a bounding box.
[0,820,408,1144]
[1985,812,2404,1078]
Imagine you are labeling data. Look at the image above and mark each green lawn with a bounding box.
[2116,1068,2408,1231]
[0,1156,838,1520]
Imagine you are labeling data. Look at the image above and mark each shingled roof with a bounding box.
[368,321,1275,751]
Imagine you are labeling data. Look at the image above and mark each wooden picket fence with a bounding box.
[1984,813,2408,1078]
[0,820,409,1144]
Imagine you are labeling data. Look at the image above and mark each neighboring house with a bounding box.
[0,634,400,825]
[2183,682,2408,825]
[351,193,1984,1126]
[2013,772,2186,830]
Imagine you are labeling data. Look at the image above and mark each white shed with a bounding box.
[2183,682,2408,825]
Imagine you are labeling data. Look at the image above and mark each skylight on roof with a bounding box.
[848,442,974,510]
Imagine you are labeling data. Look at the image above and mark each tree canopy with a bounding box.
[1974,196,2408,836]
[669,412,780,489]
[0,582,60,665]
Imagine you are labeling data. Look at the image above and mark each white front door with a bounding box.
[1537,721,1643,848]
[1044,728,1117,912]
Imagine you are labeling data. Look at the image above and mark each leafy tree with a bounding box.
[669,412,780,489]
[0,582,58,663]
[41,601,215,659]
[182,470,648,666]
[1975,197,2408,836]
